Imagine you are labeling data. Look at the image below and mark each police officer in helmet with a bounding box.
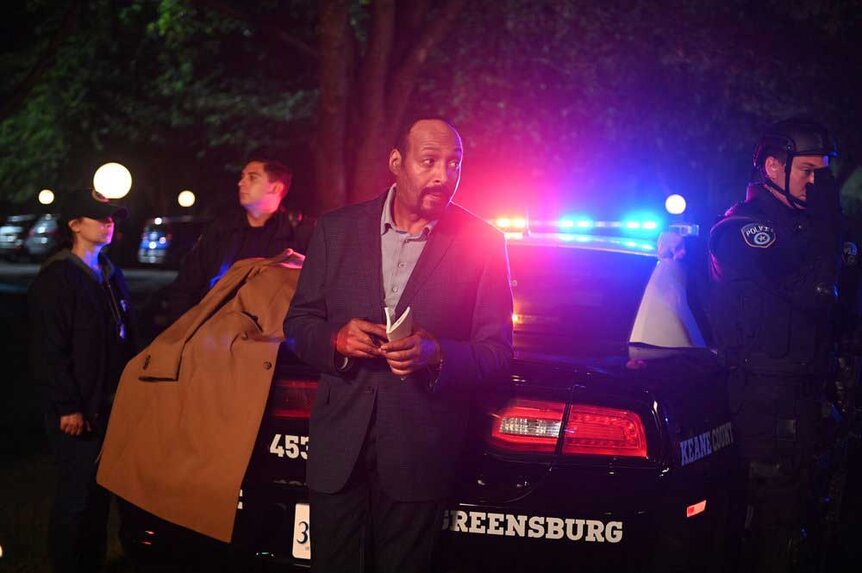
[709,117,843,572]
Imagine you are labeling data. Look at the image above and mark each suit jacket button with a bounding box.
[364,386,374,394]
[263,361,272,370]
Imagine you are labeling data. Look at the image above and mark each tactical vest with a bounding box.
[709,199,836,374]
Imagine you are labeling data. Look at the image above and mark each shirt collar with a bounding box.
[746,183,806,222]
[380,184,438,238]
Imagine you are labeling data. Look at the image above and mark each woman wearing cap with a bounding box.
[28,189,136,573]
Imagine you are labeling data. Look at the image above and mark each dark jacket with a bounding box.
[283,193,513,501]
[167,206,312,321]
[708,183,842,368]
[28,249,136,434]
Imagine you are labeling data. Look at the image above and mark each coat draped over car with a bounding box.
[97,249,304,542]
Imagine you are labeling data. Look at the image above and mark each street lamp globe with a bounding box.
[38,189,55,205]
[178,190,196,208]
[93,162,132,199]
[665,194,687,216]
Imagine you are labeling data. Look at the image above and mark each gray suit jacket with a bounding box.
[283,193,513,500]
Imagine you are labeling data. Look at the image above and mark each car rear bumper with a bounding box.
[229,467,737,572]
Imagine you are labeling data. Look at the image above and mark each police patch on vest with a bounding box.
[740,223,776,249]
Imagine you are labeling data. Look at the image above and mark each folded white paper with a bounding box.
[384,306,413,342]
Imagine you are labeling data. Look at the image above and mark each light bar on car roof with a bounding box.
[491,216,663,235]
[490,215,665,252]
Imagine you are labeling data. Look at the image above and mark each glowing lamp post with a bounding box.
[38,189,55,205]
[178,190,196,208]
[93,162,132,199]
[665,194,687,216]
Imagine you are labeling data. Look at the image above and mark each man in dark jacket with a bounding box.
[284,117,513,573]
[29,189,136,573]
[709,118,844,572]
[166,156,312,321]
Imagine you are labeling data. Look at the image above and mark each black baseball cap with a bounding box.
[62,189,128,220]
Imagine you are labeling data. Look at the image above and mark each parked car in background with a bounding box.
[24,213,62,260]
[137,215,211,268]
[0,214,40,260]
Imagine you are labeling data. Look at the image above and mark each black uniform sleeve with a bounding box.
[711,218,837,312]
[28,265,82,416]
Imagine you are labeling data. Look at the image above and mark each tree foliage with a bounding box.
[314,0,466,210]
[412,0,862,220]
[1,0,860,224]
[0,0,317,212]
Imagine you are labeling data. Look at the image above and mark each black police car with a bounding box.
[121,222,744,572]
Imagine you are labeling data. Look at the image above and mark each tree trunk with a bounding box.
[349,0,396,204]
[349,0,466,204]
[315,0,352,214]
[319,0,466,209]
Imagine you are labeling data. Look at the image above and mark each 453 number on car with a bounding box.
[269,434,309,460]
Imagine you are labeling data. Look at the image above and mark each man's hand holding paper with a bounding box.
[335,318,387,359]
[381,327,442,377]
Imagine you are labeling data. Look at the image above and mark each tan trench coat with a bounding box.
[97,250,303,542]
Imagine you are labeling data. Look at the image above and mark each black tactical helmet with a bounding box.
[753,118,838,169]
[752,118,838,208]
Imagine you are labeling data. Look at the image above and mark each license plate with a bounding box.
[292,503,311,560]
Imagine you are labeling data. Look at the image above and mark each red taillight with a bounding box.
[269,379,318,419]
[562,404,647,458]
[686,500,707,518]
[490,399,565,453]
[489,399,648,458]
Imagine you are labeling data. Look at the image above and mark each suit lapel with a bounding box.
[356,196,386,320]
[395,208,458,317]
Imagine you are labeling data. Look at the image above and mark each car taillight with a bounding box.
[269,379,318,419]
[489,399,648,458]
[562,404,647,458]
[686,500,707,518]
[490,399,565,453]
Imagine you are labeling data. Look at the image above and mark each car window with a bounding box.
[629,257,706,349]
[32,215,58,233]
[138,216,211,268]
[509,243,656,357]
